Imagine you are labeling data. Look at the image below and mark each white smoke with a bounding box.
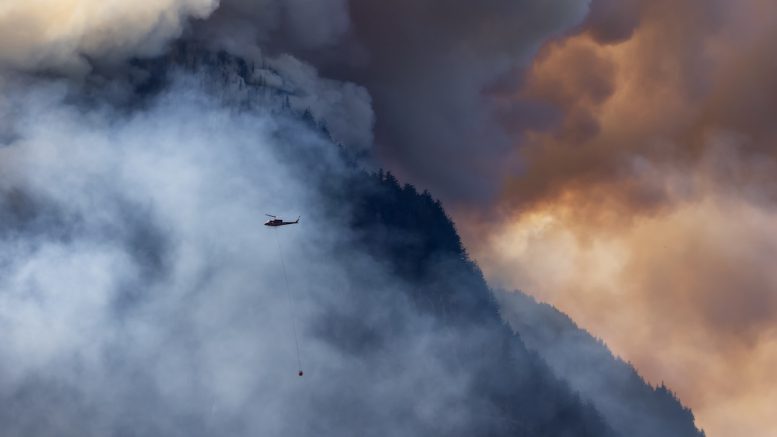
[0,72,488,436]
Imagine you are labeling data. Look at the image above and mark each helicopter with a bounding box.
[265,212,303,376]
[264,214,300,227]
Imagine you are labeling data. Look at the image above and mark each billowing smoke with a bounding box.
[0,69,468,436]
[190,0,596,203]
[0,0,602,199]
[196,0,351,51]
[0,36,617,436]
[460,1,777,436]
[327,0,593,202]
[0,72,329,434]
[4,0,764,435]
[0,0,218,73]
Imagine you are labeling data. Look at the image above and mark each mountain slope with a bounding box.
[336,166,705,436]
[497,291,705,437]
[322,169,616,436]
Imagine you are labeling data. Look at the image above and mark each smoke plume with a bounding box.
[4,1,770,435]
[464,1,777,435]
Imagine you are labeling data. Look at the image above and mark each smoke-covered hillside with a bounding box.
[0,45,704,436]
[498,291,705,437]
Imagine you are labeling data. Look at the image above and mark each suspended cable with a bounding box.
[273,228,303,376]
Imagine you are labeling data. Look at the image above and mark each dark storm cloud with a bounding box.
[334,0,593,203]
[190,0,594,204]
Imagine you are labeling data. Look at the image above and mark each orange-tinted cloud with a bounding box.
[462,1,777,435]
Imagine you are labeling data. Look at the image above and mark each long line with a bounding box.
[274,229,302,374]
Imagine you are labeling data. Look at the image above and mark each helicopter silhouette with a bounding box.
[264,214,300,227]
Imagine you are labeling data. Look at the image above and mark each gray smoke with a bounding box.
[0,66,517,436]
[0,2,709,435]
[191,0,594,204]
[0,0,600,202]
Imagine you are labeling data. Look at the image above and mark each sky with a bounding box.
[1,1,776,435]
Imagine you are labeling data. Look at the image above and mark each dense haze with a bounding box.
[0,46,623,436]
[1,1,772,435]
[0,73,354,435]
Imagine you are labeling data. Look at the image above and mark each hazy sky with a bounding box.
[462,1,777,435]
[1,1,776,435]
